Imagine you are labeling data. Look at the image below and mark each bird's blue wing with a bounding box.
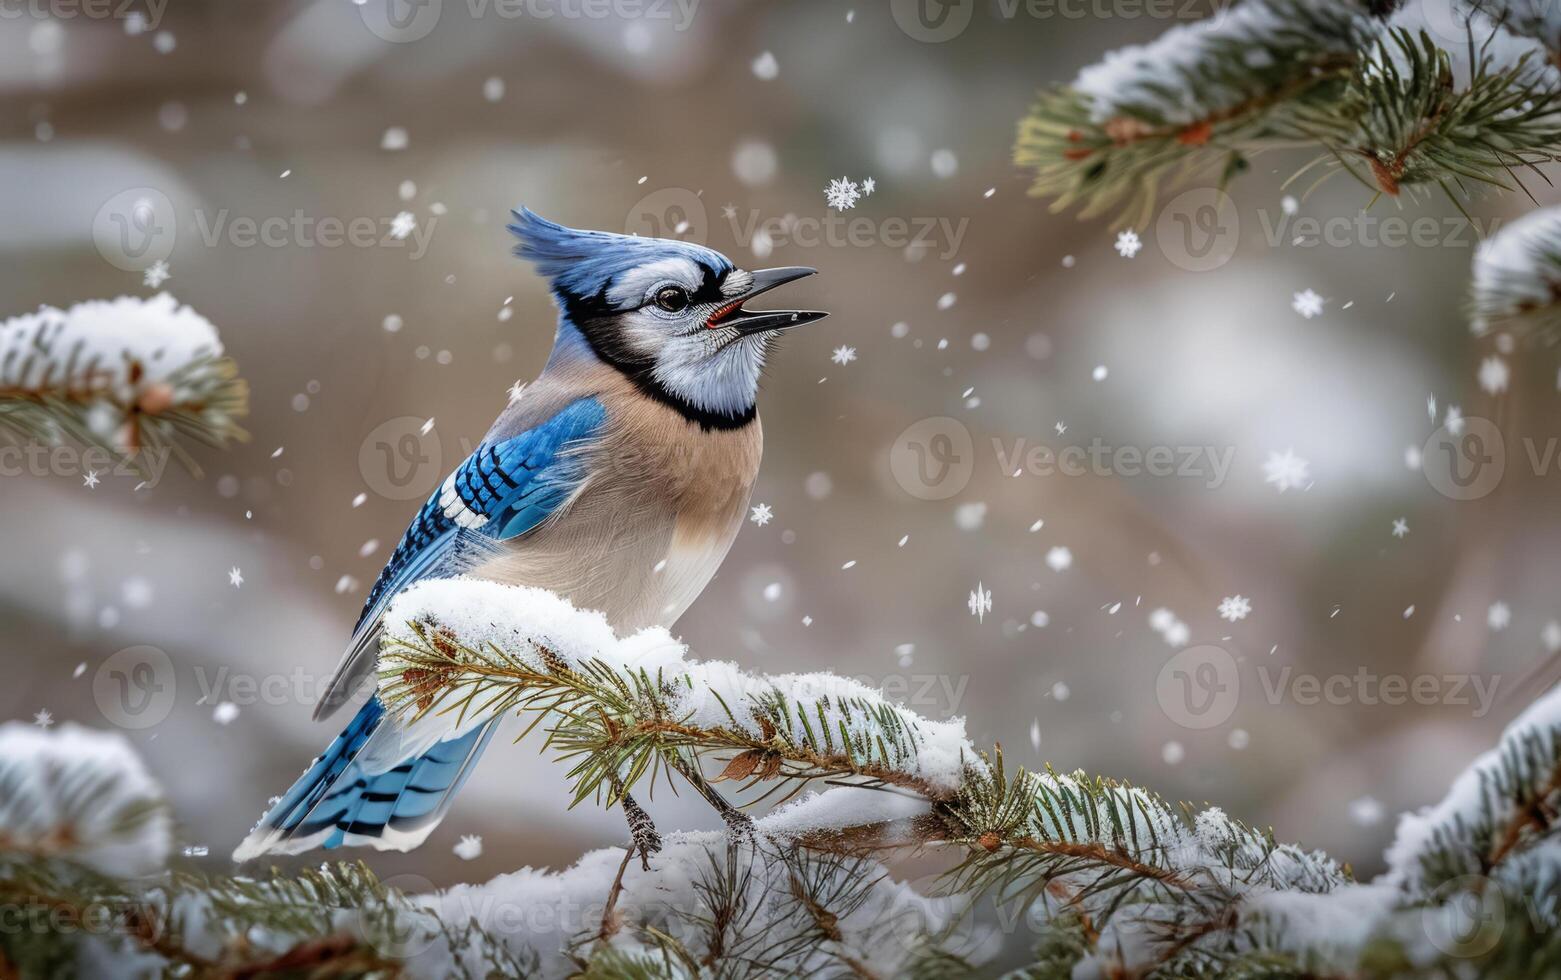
[312,397,606,720]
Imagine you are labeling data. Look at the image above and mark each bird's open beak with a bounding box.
[706,267,828,335]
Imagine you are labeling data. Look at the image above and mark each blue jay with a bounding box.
[233,211,826,860]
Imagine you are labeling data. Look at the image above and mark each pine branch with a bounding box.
[0,294,249,480]
[1471,203,1561,333]
[13,582,1561,976]
[1014,0,1561,225]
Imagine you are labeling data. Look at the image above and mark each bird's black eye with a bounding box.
[653,286,689,313]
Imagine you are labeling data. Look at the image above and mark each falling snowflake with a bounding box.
[389,211,416,240]
[1163,620,1190,647]
[1478,356,1510,395]
[1291,289,1324,319]
[1544,620,1561,653]
[968,582,993,622]
[1262,448,1310,492]
[228,567,244,588]
[82,470,100,489]
[454,834,484,860]
[1488,601,1511,632]
[749,503,774,527]
[1218,595,1252,622]
[33,709,53,729]
[861,176,876,195]
[831,345,857,365]
[212,701,239,725]
[823,177,860,211]
[1348,796,1384,827]
[1391,518,1409,538]
[1114,230,1142,258]
[142,259,171,288]
[1054,421,1067,435]
[1046,546,1073,571]
[1445,405,1464,435]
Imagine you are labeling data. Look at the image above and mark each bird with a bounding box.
[233,210,827,860]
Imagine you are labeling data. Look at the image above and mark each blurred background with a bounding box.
[2,0,1557,902]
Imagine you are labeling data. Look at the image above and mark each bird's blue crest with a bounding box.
[508,208,733,301]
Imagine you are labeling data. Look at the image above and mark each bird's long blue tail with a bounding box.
[232,699,497,860]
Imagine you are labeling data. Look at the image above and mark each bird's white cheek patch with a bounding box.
[438,471,490,529]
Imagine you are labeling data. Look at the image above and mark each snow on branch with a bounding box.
[380,580,1361,975]
[0,293,249,479]
[1014,0,1561,225]
[1384,676,1561,893]
[417,834,989,978]
[9,585,1561,976]
[377,578,981,807]
[0,723,172,878]
[1471,204,1561,334]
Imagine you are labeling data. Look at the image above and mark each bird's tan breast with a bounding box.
[471,373,761,632]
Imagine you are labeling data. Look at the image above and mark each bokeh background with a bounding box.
[3,0,1557,901]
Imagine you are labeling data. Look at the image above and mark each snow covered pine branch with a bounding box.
[10,578,1561,976]
[1014,0,1561,226]
[0,294,248,479]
